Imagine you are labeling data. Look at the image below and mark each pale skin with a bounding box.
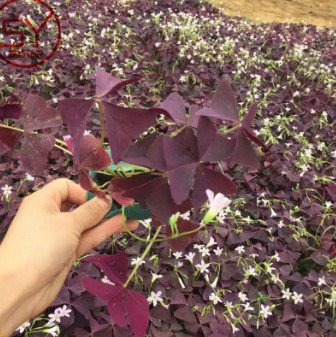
[0,178,139,336]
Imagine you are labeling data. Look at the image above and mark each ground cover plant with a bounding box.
[0,0,336,336]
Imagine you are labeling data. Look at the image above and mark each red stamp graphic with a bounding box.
[0,0,61,68]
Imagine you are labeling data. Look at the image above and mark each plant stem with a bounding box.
[221,122,242,135]
[121,206,150,242]
[55,144,73,155]
[123,223,162,288]
[97,99,106,148]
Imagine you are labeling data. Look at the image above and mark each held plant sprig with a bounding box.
[0,65,267,337]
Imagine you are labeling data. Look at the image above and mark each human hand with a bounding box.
[0,178,138,336]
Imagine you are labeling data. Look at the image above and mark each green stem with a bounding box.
[55,144,73,155]
[123,223,162,288]
[121,206,150,242]
[221,122,242,135]
[0,123,72,154]
[97,99,106,148]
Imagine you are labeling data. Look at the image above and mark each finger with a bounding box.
[30,178,87,211]
[75,215,139,258]
[70,195,112,233]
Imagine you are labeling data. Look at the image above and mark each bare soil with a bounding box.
[209,0,336,27]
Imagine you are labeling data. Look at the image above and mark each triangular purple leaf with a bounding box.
[197,116,217,159]
[102,101,157,164]
[122,133,157,168]
[158,92,186,124]
[242,103,258,131]
[228,128,260,170]
[101,252,129,285]
[79,134,111,171]
[125,290,150,337]
[0,128,22,149]
[163,134,198,171]
[59,98,95,166]
[0,103,22,120]
[210,76,239,122]
[20,134,55,175]
[167,162,197,205]
[145,177,179,224]
[21,94,62,132]
[106,288,127,327]
[82,277,118,301]
[188,104,200,128]
[95,65,142,98]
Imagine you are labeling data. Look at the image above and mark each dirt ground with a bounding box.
[209,0,336,27]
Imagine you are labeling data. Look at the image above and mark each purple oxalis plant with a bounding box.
[0,65,267,336]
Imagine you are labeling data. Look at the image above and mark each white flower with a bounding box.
[317,142,325,151]
[235,246,245,255]
[331,150,336,159]
[265,263,275,274]
[48,312,61,323]
[131,257,145,266]
[232,325,239,333]
[199,247,210,257]
[209,292,222,305]
[292,292,303,304]
[147,291,163,307]
[180,75,187,83]
[25,173,34,181]
[195,260,210,274]
[193,244,205,251]
[225,301,233,309]
[213,247,223,256]
[260,304,272,320]
[245,266,257,278]
[101,275,115,285]
[278,220,285,228]
[325,201,333,210]
[55,305,71,318]
[173,251,183,259]
[203,189,231,224]
[180,210,190,220]
[16,321,30,333]
[273,251,280,262]
[242,302,254,311]
[154,42,161,47]
[151,272,163,282]
[206,237,216,247]
[83,130,91,136]
[270,208,277,217]
[1,184,12,197]
[185,252,196,262]
[177,261,184,268]
[238,292,248,302]
[43,325,60,337]
[281,288,292,300]
[318,276,326,287]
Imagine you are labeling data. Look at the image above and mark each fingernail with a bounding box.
[96,195,112,210]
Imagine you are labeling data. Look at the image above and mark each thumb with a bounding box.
[70,195,112,233]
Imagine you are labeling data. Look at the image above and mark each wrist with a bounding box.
[0,248,31,337]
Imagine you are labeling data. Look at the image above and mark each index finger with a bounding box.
[29,178,87,210]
